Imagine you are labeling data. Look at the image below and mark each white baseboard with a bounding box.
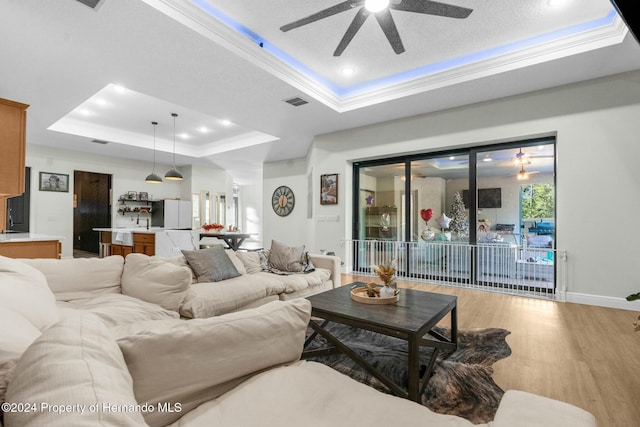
[566,292,640,311]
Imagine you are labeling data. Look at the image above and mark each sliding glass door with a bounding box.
[352,138,556,294]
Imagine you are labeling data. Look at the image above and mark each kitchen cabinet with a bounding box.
[110,233,155,257]
[0,98,29,232]
[111,244,132,257]
[0,240,61,259]
[133,233,155,256]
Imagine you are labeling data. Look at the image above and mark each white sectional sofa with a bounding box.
[17,248,340,321]
[0,255,597,427]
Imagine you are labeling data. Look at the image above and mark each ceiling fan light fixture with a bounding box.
[165,112,184,181]
[145,121,163,184]
[364,0,389,13]
[517,165,529,181]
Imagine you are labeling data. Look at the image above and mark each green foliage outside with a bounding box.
[521,184,555,219]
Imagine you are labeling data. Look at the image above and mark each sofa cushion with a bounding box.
[155,255,197,283]
[116,299,311,427]
[0,256,59,331]
[4,313,147,427]
[491,390,597,427]
[170,360,479,427]
[0,308,41,364]
[235,250,270,274]
[121,253,191,312]
[182,246,241,283]
[179,274,286,318]
[267,240,308,272]
[222,249,246,275]
[20,256,124,301]
[66,293,179,328]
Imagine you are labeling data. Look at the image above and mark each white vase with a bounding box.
[380,285,395,298]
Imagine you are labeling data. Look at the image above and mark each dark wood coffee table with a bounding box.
[303,282,457,403]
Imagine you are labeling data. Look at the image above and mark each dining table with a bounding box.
[199,231,254,251]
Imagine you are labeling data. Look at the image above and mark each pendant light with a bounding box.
[165,112,184,180]
[144,121,163,183]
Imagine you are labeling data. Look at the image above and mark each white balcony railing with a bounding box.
[343,239,566,300]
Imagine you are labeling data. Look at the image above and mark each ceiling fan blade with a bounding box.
[375,9,405,54]
[334,8,369,56]
[280,1,359,32]
[391,0,472,19]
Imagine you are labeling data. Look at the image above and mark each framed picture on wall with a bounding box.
[320,173,338,205]
[39,172,69,192]
[138,191,149,201]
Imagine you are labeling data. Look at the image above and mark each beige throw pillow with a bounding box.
[268,240,306,272]
[121,253,192,312]
[4,313,147,427]
[116,298,312,427]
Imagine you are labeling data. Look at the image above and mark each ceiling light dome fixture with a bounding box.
[364,0,390,13]
[165,112,184,181]
[145,121,163,184]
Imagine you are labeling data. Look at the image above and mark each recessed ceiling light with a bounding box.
[342,67,356,76]
[78,108,92,117]
[198,126,210,133]
[94,98,107,106]
[178,132,190,139]
[449,156,455,160]
[364,0,389,13]
[221,119,232,126]
[112,84,127,93]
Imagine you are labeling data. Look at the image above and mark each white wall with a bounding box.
[264,70,640,310]
[239,183,263,249]
[262,157,311,249]
[26,145,234,258]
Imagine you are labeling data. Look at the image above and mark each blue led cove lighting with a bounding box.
[189,1,619,99]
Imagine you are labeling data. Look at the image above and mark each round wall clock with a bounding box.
[272,185,295,216]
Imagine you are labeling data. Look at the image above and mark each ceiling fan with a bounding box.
[514,147,554,166]
[280,0,473,56]
[516,164,541,181]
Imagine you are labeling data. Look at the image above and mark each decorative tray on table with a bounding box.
[350,283,399,305]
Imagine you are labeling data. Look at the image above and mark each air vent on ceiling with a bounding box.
[283,96,309,107]
[75,0,104,10]
[91,139,109,145]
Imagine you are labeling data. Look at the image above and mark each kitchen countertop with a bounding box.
[0,232,64,243]
[92,227,193,234]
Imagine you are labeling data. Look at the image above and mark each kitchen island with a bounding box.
[93,228,200,258]
[0,233,62,259]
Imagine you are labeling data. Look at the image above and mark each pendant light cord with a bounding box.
[172,113,177,167]
[152,121,158,171]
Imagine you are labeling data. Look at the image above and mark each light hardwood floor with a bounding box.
[342,274,640,427]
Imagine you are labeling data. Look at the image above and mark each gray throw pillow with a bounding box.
[182,246,240,283]
[268,240,306,272]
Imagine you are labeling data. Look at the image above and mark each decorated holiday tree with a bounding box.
[449,191,469,237]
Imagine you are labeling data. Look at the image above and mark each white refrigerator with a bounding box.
[151,200,192,229]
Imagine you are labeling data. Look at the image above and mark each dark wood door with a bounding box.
[74,171,111,253]
[6,167,30,232]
